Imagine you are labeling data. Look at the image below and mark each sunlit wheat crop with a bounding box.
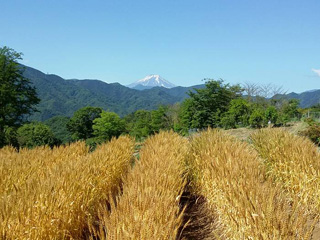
[251,128,320,214]
[90,131,188,240]
[187,128,311,239]
[0,136,134,239]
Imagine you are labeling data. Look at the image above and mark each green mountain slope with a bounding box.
[286,90,320,108]
[23,65,204,121]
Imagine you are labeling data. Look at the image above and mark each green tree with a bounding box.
[180,79,242,129]
[45,116,72,144]
[167,103,181,131]
[93,111,125,142]
[221,98,251,129]
[273,99,300,126]
[125,110,152,140]
[67,106,102,140]
[282,99,300,120]
[249,109,265,128]
[3,126,19,148]
[17,122,57,148]
[264,106,278,125]
[151,105,173,133]
[175,98,194,134]
[0,47,40,147]
[301,118,320,145]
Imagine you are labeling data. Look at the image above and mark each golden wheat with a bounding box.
[0,136,134,239]
[188,128,311,239]
[251,128,320,214]
[91,131,188,240]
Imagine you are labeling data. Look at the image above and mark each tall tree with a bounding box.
[220,98,251,129]
[67,106,102,140]
[0,47,40,147]
[125,110,152,140]
[181,79,242,129]
[45,116,72,144]
[93,111,125,142]
[150,105,173,133]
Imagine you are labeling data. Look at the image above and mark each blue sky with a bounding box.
[1,0,319,92]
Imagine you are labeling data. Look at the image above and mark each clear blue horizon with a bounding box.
[1,0,320,93]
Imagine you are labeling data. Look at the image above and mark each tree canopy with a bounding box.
[17,122,57,148]
[180,79,243,129]
[93,111,125,142]
[67,106,102,140]
[45,116,72,144]
[125,110,152,140]
[0,47,40,147]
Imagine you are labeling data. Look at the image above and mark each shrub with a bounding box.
[17,122,58,148]
[93,111,125,142]
[301,123,320,145]
[249,109,264,128]
[264,106,278,125]
[67,106,102,140]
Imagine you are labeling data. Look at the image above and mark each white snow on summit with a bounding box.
[127,75,176,89]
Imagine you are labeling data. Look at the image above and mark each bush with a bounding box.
[264,106,278,125]
[249,109,264,128]
[93,111,125,142]
[301,119,320,145]
[4,126,19,148]
[220,113,236,129]
[17,122,58,148]
[67,106,102,140]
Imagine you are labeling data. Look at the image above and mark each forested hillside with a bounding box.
[23,65,204,121]
[286,90,320,108]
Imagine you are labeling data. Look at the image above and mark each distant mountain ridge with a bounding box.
[21,65,320,121]
[286,90,320,108]
[127,74,176,89]
[22,65,204,121]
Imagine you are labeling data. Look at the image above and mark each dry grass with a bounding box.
[0,136,134,239]
[251,128,320,214]
[226,121,309,142]
[187,128,312,239]
[90,131,188,240]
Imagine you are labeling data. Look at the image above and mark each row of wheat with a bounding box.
[89,131,188,240]
[251,128,320,216]
[187,129,313,239]
[0,136,134,239]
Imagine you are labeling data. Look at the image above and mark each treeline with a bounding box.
[5,79,304,149]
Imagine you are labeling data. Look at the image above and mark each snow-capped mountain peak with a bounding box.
[127,75,176,89]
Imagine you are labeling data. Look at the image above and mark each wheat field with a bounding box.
[1,130,320,239]
[0,136,134,239]
[251,129,320,221]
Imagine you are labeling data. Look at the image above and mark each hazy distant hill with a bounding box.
[22,65,204,121]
